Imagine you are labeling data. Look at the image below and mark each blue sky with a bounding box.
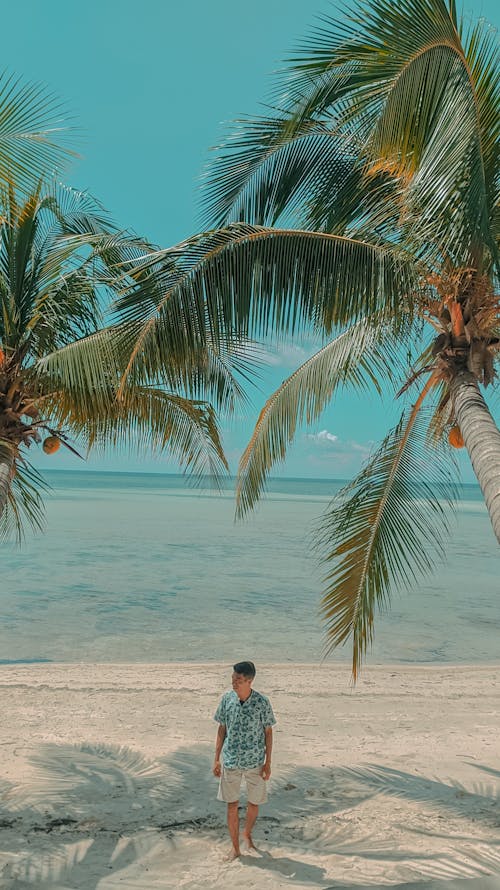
[6,0,499,481]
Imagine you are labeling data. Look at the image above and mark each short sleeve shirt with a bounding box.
[214,689,276,769]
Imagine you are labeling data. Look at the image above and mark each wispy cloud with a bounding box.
[303,429,374,470]
[307,429,338,444]
[255,340,319,368]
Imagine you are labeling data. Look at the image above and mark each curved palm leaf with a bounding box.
[35,329,232,484]
[236,316,412,517]
[316,379,458,677]
[0,186,119,353]
[202,113,408,243]
[0,187,164,358]
[384,35,500,267]
[369,17,499,260]
[286,2,499,265]
[36,319,252,419]
[201,116,362,228]
[114,224,421,393]
[0,72,74,195]
[0,458,48,543]
[44,384,228,482]
[42,182,112,236]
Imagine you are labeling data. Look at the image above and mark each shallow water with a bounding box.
[1,470,499,665]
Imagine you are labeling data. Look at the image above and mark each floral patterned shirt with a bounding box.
[214,689,277,769]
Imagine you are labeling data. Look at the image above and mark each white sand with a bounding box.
[0,663,499,889]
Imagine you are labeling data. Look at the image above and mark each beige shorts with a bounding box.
[217,765,268,805]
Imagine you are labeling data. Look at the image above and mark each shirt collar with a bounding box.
[233,688,253,704]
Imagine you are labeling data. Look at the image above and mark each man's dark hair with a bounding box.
[233,660,256,679]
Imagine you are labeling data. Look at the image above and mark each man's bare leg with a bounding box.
[225,801,240,859]
[242,802,259,850]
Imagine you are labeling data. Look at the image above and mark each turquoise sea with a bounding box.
[1,470,499,665]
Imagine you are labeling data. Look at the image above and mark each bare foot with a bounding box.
[242,833,258,853]
[223,846,240,862]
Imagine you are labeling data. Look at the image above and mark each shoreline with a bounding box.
[2,659,500,669]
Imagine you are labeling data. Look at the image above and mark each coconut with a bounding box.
[42,436,60,455]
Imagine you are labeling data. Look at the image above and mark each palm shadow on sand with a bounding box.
[0,745,499,887]
[0,742,187,888]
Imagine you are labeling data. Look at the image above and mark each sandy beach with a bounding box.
[0,662,499,889]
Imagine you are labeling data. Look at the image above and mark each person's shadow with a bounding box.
[241,845,330,884]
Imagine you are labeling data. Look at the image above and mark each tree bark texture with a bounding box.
[0,445,14,521]
[450,371,500,544]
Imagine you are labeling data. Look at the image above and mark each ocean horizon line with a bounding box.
[39,467,482,489]
[42,467,350,483]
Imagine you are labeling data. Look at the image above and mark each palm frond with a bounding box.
[380,30,500,266]
[236,316,412,517]
[42,182,113,236]
[0,185,161,353]
[0,187,40,344]
[201,112,409,243]
[201,115,362,228]
[113,224,420,393]
[284,0,463,114]
[373,12,500,256]
[316,379,458,678]
[34,326,120,395]
[35,328,231,482]
[28,266,101,355]
[34,188,158,294]
[36,319,252,419]
[0,187,100,349]
[0,458,48,544]
[276,0,499,266]
[305,161,405,239]
[44,384,229,484]
[0,72,74,196]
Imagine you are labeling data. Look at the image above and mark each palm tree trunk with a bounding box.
[450,371,500,544]
[0,445,14,520]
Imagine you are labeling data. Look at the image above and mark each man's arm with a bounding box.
[261,727,273,780]
[213,724,226,776]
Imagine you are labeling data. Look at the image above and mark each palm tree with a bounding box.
[0,183,231,540]
[115,0,500,675]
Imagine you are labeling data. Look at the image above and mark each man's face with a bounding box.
[232,671,252,693]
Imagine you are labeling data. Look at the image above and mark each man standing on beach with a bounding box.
[213,660,276,860]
